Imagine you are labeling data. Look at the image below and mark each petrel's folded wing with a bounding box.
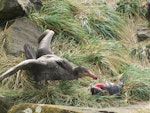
[0,59,46,82]
[38,29,54,43]
[24,44,37,59]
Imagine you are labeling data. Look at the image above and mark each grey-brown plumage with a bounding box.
[0,29,98,82]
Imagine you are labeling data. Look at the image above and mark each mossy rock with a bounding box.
[6,102,150,113]
[0,95,13,113]
[8,103,82,113]
[0,100,8,113]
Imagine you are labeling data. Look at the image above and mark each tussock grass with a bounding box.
[123,65,150,103]
[29,0,125,41]
[0,0,150,109]
[116,0,146,18]
[29,0,88,43]
[87,3,125,40]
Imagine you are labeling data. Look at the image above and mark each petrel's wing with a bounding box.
[0,59,46,82]
[24,44,37,59]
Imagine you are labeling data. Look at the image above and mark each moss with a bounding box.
[8,103,82,113]
[0,102,8,113]
[135,109,150,113]
[0,98,12,113]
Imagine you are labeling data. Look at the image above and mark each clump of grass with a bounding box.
[87,3,125,40]
[116,0,146,18]
[29,0,88,43]
[58,39,130,76]
[29,0,126,42]
[123,65,150,103]
[8,79,126,108]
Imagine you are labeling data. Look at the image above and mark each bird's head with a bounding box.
[73,66,98,80]
[90,87,102,95]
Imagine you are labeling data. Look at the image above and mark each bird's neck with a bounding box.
[72,67,80,79]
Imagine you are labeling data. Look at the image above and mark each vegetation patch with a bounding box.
[0,0,150,109]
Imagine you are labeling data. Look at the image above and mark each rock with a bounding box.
[0,0,30,24]
[0,0,43,25]
[136,27,150,62]
[29,0,43,11]
[146,45,150,62]
[8,103,150,113]
[137,27,150,42]
[0,95,13,113]
[4,17,42,56]
[8,103,82,113]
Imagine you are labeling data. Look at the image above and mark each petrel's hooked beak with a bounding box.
[87,71,98,80]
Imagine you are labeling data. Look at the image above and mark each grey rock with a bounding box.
[0,0,31,24]
[4,17,42,56]
[29,0,43,11]
[0,0,43,25]
[0,95,13,113]
[137,27,150,42]
[8,102,150,113]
